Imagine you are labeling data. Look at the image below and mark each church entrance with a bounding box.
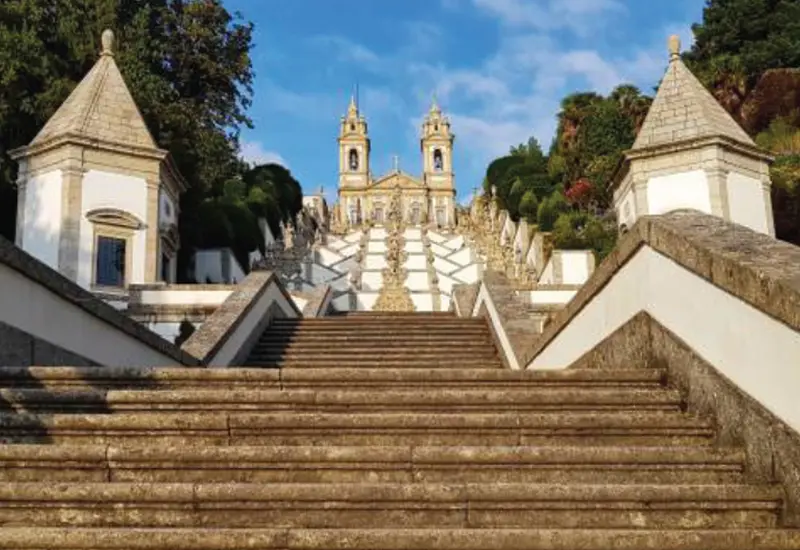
[435,208,445,227]
[410,203,421,225]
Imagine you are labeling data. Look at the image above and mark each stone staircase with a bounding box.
[0,313,798,548]
[245,312,502,368]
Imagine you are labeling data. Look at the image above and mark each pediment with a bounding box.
[369,171,424,191]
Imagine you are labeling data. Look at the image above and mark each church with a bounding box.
[335,97,457,230]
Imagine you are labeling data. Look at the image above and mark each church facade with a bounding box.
[336,97,457,230]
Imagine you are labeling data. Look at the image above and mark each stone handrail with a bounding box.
[525,209,800,366]
[524,210,800,439]
[465,271,534,370]
[182,271,300,366]
[301,284,334,317]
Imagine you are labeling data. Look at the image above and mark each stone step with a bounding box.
[278,368,668,389]
[0,367,667,390]
[244,359,504,368]
[0,411,715,446]
[0,387,683,413]
[0,482,781,529]
[262,328,492,336]
[247,351,502,362]
[328,312,458,317]
[270,319,488,327]
[253,341,497,351]
[1,528,799,550]
[0,444,746,485]
[256,334,494,344]
[272,316,484,322]
[269,324,489,331]
[0,367,280,390]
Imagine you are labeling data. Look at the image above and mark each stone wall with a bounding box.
[569,312,800,526]
[0,320,97,367]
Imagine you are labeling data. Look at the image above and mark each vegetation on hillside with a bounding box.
[483,85,650,260]
[483,0,800,259]
[0,0,303,280]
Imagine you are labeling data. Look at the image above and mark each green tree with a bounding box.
[518,190,539,224]
[685,0,800,124]
[537,192,569,232]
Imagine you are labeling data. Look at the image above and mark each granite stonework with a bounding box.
[450,283,479,317]
[520,209,800,366]
[567,312,655,372]
[126,304,220,324]
[181,271,300,364]
[467,271,557,368]
[565,311,800,525]
[300,285,334,317]
[0,236,198,366]
[0,321,97,367]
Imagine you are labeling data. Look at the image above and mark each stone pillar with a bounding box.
[144,180,160,283]
[761,177,776,237]
[14,179,27,248]
[58,164,85,282]
[705,167,730,219]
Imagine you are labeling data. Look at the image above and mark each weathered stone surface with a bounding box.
[182,270,300,363]
[565,311,800,526]
[301,285,333,317]
[245,314,502,368]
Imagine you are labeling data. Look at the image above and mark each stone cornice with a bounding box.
[609,135,774,192]
[9,132,168,162]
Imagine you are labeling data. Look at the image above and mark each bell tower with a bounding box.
[338,96,370,227]
[338,96,370,188]
[421,97,456,227]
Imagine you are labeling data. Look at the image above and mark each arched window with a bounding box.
[349,123,355,131]
[348,148,359,171]
[433,149,443,171]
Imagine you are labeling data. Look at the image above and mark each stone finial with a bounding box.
[668,35,681,60]
[101,29,115,56]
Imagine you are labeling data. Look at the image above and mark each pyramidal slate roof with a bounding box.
[29,30,158,151]
[631,36,756,151]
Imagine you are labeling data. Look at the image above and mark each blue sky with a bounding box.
[225,0,705,204]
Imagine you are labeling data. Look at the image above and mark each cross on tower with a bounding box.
[392,155,400,172]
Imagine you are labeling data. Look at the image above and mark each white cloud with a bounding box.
[311,35,381,66]
[468,0,625,35]
[240,140,288,168]
[256,81,342,122]
[401,1,695,172]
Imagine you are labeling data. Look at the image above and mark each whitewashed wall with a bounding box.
[79,170,149,288]
[647,170,711,216]
[727,172,769,234]
[194,249,246,284]
[527,245,800,437]
[19,170,63,271]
